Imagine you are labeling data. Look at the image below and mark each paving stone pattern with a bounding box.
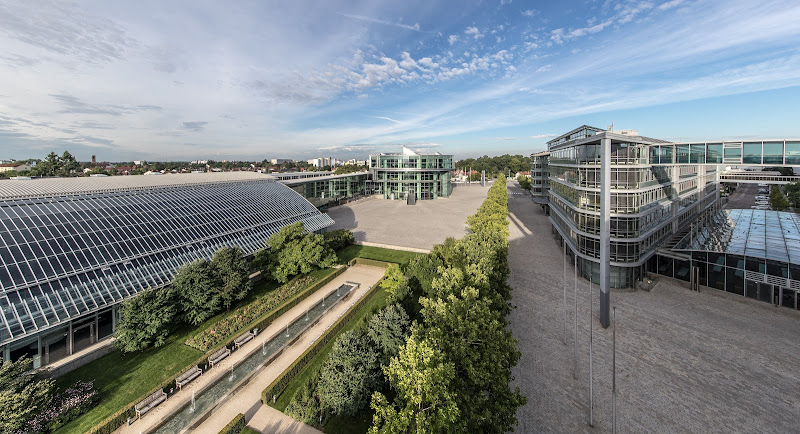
[325,183,489,250]
[506,181,800,433]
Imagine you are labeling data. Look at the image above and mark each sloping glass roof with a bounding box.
[673,209,800,264]
[0,177,333,345]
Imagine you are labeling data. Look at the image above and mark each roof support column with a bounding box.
[600,137,611,328]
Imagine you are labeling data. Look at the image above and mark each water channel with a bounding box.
[150,282,357,434]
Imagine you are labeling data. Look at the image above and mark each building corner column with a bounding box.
[600,137,611,328]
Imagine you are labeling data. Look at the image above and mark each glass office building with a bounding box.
[531,151,550,205]
[0,173,334,368]
[369,147,453,200]
[539,126,721,288]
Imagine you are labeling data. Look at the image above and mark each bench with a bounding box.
[209,347,230,367]
[234,331,254,349]
[135,389,166,418]
[175,366,202,390]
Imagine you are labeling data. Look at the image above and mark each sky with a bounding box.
[1,0,799,162]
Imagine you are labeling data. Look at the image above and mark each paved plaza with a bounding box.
[325,184,489,250]
[506,182,800,433]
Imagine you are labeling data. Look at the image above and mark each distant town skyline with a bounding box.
[1,0,799,162]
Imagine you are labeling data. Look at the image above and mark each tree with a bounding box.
[382,264,405,300]
[518,175,532,191]
[285,372,325,425]
[211,246,252,310]
[770,185,791,211]
[317,330,383,416]
[263,222,337,283]
[369,335,459,434]
[0,356,55,433]
[59,151,80,176]
[418,267,526,433]
[174,260,221,325]
[367,304,410,362]
[115,287,179,352]
[323,229,354,251]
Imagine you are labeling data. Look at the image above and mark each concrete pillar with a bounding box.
[600,137,611,328]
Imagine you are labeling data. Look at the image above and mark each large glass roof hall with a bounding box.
[673,209,800,264]
[0,178,334,345]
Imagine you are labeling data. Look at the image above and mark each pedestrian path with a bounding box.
[117,264,385,434]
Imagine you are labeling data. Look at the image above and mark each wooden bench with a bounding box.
[175,366,202,390]
[135,389,166,418]
[234,331,254,349]
[209,347,230,367]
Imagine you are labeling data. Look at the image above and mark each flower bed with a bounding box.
[20,381,100,433]
[186,276,314,352]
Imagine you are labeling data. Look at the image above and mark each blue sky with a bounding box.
[1,0,799,162]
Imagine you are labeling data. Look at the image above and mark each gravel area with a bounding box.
[325,184,489,250]
[507,182,800,433]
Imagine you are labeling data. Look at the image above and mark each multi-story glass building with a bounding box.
[369,147,453,200]
[541,125,720,288]
[535,125,800,323]
[0,172,334,369]
[530,151,550,206]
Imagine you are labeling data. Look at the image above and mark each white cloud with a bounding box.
[448,34,459,45]
[530,133,557,139]
[522,9,536,17]
[340,13,422,32]
[465,26,484,39]
[658,0,685,10]
[500,0,512,5]
[536,64,552,72]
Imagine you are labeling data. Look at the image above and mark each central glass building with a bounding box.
[369,146,453,200]
[0,172,334,369]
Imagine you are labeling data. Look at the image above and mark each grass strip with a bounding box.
[337,245,422,265]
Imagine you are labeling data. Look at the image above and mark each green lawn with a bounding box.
[271,286,390,413]
[337,245,423,266]
[54,268,336,434]
[241,427,261,434]
[55,327,202,433]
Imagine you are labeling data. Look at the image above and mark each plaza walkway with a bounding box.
[118,264,386,434]
[506,181,800,433]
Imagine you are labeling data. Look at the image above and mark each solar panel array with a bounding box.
[0,178,334,345]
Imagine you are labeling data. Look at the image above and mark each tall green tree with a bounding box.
[174,260,221,325]
[211,246,252,310]
[323,229,354,251]
[115,287,179,352]
[317,330,383,416]
[0,357,55,433]
[367,303,410,362]
[518,175,532,191]
[262,222,337,283]
[369,335,459,434]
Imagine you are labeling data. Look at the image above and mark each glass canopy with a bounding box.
[0,177,333,345]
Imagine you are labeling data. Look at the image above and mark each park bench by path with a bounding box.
[135,389,166,418]
[209,347,231,368]
[175,366,202,391]
[234,330,254,349]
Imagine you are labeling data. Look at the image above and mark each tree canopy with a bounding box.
[317,329,383,416]
[455,154,530,177]
[0,357,55,433]
[174,259,221,325]
[114,286,179,352]
[211,246,252,310]
[261,222,338,283]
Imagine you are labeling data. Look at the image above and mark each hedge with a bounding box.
[218,413,246,434]
[261,273,387,405]
[349,257,391,269]
[87,267,345,434]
